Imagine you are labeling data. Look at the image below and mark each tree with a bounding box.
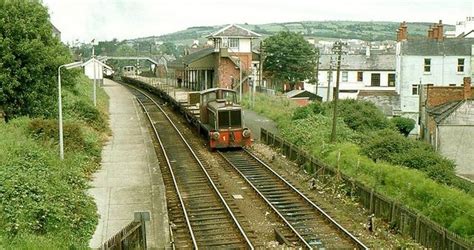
[391,117,415,137]
[0,0,74,120]
[159,42,179,57]
[263,31,316,90]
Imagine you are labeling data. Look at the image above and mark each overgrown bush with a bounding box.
[334,99,390,133]
[0,74,108,247]
[391,116,415,136]
[292,102,326,120]
[360,129,465,191]
[0,120,98,246]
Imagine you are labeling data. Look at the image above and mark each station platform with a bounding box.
[88,78,169,249]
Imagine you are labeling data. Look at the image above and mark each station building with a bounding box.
[168,24,261,92]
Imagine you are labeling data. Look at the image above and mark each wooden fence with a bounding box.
[260,128,473,250]
[100,212,150,250]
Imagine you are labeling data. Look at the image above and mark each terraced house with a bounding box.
[395,21,474,135]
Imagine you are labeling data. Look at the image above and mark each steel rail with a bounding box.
[136,97,198,248]
[218,151,312,248]
[243,149,368,249]
[129,84,254,249]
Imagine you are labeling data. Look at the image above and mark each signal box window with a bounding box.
[229,38,239,50]
[357,71,363,82]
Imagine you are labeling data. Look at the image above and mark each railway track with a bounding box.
[127,85,254,249]
[219,149,369,249]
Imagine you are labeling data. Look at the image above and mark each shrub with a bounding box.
[0,122,97,246]
[361,129,414,162]
[391,117,415,136]
[292,102,326,120]
[332,99,390,133]
[28,119,87,152]
[71,100,105,130]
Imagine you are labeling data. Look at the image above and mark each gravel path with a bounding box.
[243,109,279,142]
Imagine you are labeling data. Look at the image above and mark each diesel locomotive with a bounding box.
[186,88,252,149]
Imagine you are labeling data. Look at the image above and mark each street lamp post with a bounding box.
[58,61,83,160]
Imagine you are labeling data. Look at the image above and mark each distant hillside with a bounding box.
[135,20,455,45]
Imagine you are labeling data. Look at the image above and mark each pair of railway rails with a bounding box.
[126,83,368,249]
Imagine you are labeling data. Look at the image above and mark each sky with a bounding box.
[43,0,474,43]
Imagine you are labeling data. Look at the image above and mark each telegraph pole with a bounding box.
[256,41,266,108]
[315,48,320,96]
[330,41,343,143]
[326,57,333,101]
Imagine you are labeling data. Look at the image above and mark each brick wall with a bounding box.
[426,77,473,108]
[217,57,240,89]
[216,52,253,91]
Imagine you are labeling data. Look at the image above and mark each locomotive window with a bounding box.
[230,110,242,127]
[218,111,230,128]
[222,91,236,103]
[203,92,216,104]
[209,111,216,129]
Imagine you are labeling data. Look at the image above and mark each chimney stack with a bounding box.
[397,21,408,42]
[428,27,433,39]
[463,77,472,100]
[436,20,444,41]
[428,20,444,41]
[432,23,439,40]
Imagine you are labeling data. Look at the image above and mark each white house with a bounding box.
[83,58,113,84]
[446,16,474,38]
[306,51,396,102]
[395,38,474,134]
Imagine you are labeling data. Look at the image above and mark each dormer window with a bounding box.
[229,38,239,50]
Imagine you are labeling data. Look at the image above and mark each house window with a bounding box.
[371,73,380,86]
[412,84,419,95]
[424,58,431,72]
[388,73,395,87]
[449,84,457,86]
[229,38,239,49]
[457,58,465,72]
[357,71,363,82]
[342,71,348,82]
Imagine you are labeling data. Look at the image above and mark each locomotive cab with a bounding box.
[198,88,251,149]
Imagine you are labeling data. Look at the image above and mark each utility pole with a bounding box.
[330,41,344,143]
[256,41,266,108]
[326,57,333,101]
[315,48,320,96]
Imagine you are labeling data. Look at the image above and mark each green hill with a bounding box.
[137,20,454,45]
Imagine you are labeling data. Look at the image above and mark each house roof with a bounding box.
[427,100,463,124]
[400,38,474,56]
[83,58,113,70]
[285,90,321,101]
[319,54,395,71]
[206,24,261,38]
[168,47,215,68]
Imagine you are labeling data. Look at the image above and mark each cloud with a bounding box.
[43,0,473,43]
